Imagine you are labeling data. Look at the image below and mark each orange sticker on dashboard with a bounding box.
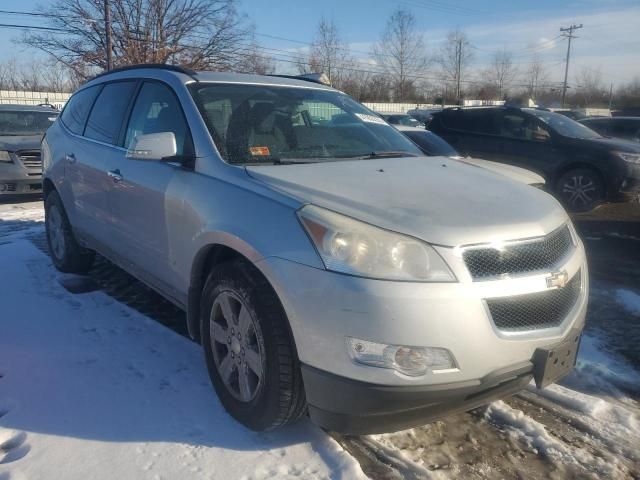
[250,146,271,156]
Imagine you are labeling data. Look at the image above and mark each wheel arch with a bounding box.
[43,178,56,199]
[187,241,295,348]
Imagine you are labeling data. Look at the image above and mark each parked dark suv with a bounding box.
[429,107,640,211]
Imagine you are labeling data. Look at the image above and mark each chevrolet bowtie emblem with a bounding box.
[546,270,569,289]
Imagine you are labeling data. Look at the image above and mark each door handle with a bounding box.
[107,169,123,182]
[65,153,76,164]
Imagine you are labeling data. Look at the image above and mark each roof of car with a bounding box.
[87,65,337,91]
[0,104,59,112]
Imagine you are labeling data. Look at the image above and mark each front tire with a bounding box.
[556,168,605,212]
[201,259,306,431]
[45,191,95,273]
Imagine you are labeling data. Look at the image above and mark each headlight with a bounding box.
[614,151,640,164]
[0,151,12,163]
[297,204,455,282]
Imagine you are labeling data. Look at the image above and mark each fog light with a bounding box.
[346,337,457,376]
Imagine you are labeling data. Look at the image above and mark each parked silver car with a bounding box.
[42,66,587,434]
[0,104,58,195]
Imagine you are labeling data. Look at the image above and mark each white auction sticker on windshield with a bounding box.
[355,113,388,125]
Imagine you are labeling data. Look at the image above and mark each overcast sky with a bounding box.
[0,0,638,87]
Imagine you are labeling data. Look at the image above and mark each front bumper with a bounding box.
[304,361,531,434]
[0,178,43,195]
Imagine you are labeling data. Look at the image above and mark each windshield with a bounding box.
[387,115,423,127]
[404,130,459,157]
[189,83,421,164]
[524,109,601,139]
[0,110,58,136]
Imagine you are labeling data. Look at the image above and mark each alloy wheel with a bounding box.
[210,291,265,402]
[47,204,66,261]
[561,174,597,209]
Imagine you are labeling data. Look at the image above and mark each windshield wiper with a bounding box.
[353,151,420,159]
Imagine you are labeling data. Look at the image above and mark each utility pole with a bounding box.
[608,82,614,111]
[560,23,582,107]
[456,38,462,104]
[104,0,113,71]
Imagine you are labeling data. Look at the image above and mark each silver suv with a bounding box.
[42,66,587,434]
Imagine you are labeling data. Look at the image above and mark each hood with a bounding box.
[0,135,42,152]
[246,157,568,247]
[456,157,545,185]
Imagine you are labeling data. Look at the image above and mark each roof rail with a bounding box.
[90,63,198,82]
[267,73,332,86]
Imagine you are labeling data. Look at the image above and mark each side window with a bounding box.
[125,82,191,156]
[60,86,101,135]
[464,110,500,135]
[84,81,137,144]
[498,111,550,142]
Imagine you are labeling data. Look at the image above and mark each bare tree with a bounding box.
[485,48,517,99]
[21,0,251,78]
[372,8,430,102]
[524,53,548,99]
[235,46,275,75]
[438,29,473,103]
[573,66,607,106]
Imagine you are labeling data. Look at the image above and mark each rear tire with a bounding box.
[201,259,306,431]
[45,190,95,273]
[556,168,605,212]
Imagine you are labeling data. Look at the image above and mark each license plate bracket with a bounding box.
[532,333,581,389]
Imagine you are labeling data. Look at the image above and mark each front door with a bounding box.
[107,81,193,298]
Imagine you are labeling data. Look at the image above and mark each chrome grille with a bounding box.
[17,150,42,174]
[486,270,581,331]
[463,225,574,280]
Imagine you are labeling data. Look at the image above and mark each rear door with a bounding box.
[78,80,139,246]
[432,109,503,159]
[107,80,193,297]
[58,85,103,230]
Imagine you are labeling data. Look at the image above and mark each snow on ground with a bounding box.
[615,289,640,315]
[2,200,640,479]
[0,203,365,480]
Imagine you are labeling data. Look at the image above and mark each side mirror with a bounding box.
[126,132,177,161]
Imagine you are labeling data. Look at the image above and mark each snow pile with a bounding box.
[485,401,626,476]
[0,226,365,479]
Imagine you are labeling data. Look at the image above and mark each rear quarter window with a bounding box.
[60,86,101,135]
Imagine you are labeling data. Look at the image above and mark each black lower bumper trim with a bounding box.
[302,363,533,435]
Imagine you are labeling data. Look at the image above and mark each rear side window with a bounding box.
[124,82,192,155]
[60,86,101,135]
[84,81,137,144]
[441,109,499,135]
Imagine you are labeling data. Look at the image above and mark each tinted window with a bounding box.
[441,109,499,135]
[125,82,191,155]
[84,81,137,144]
[405,131,458,157]
[498,111,550,141]
[60,86,101,135]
